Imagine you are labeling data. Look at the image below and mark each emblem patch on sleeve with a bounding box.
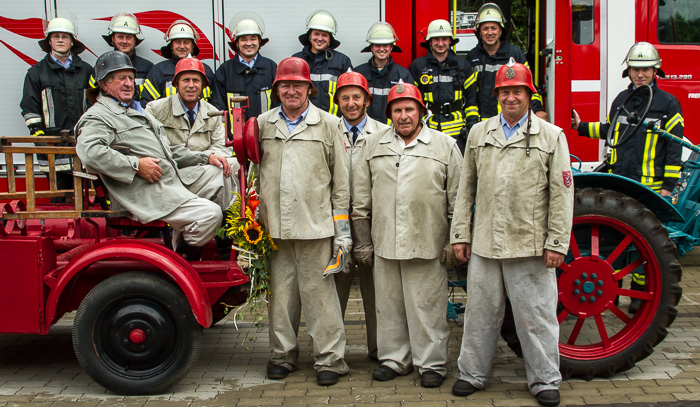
[562,170,572,188]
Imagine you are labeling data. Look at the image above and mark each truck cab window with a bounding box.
[572,0,594,45]
[658,0,700,43]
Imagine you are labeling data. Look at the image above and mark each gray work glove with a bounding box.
[351,217,373,267]
[439,244,459,270]
[323,209,353,278]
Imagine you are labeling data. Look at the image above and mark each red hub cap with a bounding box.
[129,328,146,344]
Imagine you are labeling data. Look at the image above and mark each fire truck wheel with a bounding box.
[558,188,682,380]
[72,272,202,395]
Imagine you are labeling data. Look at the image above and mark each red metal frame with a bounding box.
[566,0,603,162]
[385,0,447,68]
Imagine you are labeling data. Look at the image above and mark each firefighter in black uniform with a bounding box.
[573,42,683,313]
[212,12,277,119]
[20,14,94,202]
[409,19,477,153]
[102,13,153,105]
[466,3,547,121]
[354,22,413,124]
[141,20,215,106]
[292,9,352,115]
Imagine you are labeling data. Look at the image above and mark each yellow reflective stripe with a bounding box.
[266,89,273,110]
[632,273,645,285]
[143,79,161,99]
[440,121,465,130]
[665,113,684,132]
[531,92,543,103]
[588,122,601,139]
[610,125,618,164]
[465,105,479,119]
[463,72,477,89]
[203,86,211,100]
[328,80,338,115]
[455,90,462,100]
[424,92,434,103]
[664,165,681,179]
[165,85,178,97]
[642,132,658,178]
[89,75,96,88]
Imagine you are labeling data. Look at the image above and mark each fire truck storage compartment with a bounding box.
[0,235,55,334]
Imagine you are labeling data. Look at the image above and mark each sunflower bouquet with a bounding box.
[216,180,277,337]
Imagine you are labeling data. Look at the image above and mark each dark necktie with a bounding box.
[187,110,196,129]
[351,126,359,144]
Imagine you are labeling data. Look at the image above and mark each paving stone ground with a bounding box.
[0,250,699,406]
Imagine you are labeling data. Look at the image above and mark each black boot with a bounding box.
[629,281,644,314]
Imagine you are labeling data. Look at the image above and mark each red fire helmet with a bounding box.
[385,81,427,118]
[271,57,318,102]
[333,71,372,104]
[493,58,537,96]
[173,57,208,88]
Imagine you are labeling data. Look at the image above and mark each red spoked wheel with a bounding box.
[558,188,682,380]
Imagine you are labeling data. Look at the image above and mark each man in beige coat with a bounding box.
[76,51,230,257]
[450,60,573,407]
[258,57,351,386]
[352,81,462,388]
[333,71,388,361]
[146,57,237,212]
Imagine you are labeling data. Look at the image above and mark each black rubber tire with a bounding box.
[559,188,682,380]
[72,272,202,395]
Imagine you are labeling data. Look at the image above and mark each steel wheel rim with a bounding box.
[96,298,179,378]
[558,215,661,360]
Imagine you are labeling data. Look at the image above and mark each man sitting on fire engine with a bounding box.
[572,41,684,314]
[145,56,237,213]
[76,51,231,260]
[141,20,215,106]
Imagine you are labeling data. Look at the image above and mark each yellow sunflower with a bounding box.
[244,222,263,245]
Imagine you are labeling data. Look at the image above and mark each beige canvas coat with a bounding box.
[450,113,574,258]
[338,116,389,205]
[352,124,462,260]
[257,103,350,240]
[75,94,211,223]
[146,95,233,183]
